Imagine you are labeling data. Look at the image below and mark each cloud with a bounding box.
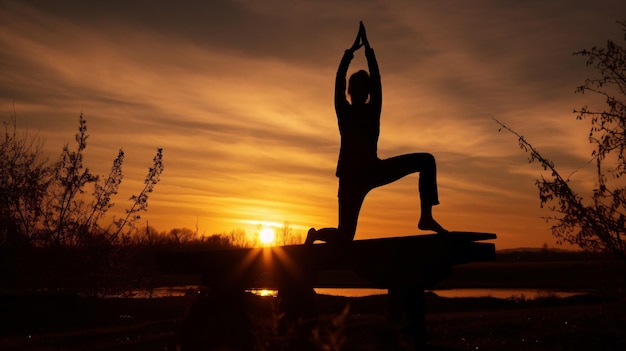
[2,0,625,248]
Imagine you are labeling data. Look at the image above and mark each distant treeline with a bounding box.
[0,226,304,296]
[0,113,301,296]
[495,248,591,262]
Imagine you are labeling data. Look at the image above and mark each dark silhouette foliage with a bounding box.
[0,113,164,247]
[497,21,626,264]
[0,112,50,246]
[0,112,166,294]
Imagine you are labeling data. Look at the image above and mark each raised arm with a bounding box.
[335,28,362,113]
[365,48,381,113]
[360,22,382,113]
[335,50,353,112]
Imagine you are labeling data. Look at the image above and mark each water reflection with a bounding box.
[428,288,586,299]
[314,288,387,297]
[114,286,588,299]
[246,289,278,297]
[316,288,586,299]
[105,285,199,298]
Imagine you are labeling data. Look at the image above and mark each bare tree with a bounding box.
[276,221,301,245]
[131,222,165,246]
[1,113,164,248]
[227,229,248,248]
[80,150,124,240]
[496,21,626,264]
[168,227,196,246]
[111,147,164,244]
[0,112,50,245]
[42,114,98,245]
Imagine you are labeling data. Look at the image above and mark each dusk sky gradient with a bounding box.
[2,0,625,248]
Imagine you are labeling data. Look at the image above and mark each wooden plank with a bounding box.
[156,232,496,289]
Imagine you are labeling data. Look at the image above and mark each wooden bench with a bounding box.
[157,232,496,348]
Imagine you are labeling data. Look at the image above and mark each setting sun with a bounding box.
[3,1,624,252]
[259,227,276,245]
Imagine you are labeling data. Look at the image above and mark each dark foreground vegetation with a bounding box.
[1,249,625,351]
[1,289,624,351]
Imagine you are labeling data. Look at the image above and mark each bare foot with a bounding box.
[418,218,448,234]
[305,227,346,245]
[304,228,317,245]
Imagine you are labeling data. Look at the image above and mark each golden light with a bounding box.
[246,289,278,297]
[259,227,276,246]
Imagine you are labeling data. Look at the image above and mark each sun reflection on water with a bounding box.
[246,289,278,297]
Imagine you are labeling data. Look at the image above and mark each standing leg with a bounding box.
[338,184,367,242]
[305,180,367,245]
[304,178,369,245]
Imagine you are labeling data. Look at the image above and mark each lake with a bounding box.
[111,286,589,299]
[313,288,584,299]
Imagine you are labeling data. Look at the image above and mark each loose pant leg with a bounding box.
[337,183,367,242]
[336,153,440,242]
[371,153,440,206]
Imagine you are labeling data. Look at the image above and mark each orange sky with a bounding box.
[1,1,625,249]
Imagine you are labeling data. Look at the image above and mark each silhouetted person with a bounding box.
[306,22,447,246]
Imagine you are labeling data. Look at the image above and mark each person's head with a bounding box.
[348,70,370,105]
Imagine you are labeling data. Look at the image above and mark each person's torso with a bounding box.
[336,103,380,177]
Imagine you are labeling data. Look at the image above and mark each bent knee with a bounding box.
[416,152,436,165]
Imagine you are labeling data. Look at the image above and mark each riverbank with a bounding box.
[2,291,624,350]
[2,249,624,349]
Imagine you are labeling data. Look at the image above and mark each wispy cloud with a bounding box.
[1,0,625,247]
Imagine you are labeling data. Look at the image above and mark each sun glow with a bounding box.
[246,289,278,297]
[259,227,276,246]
